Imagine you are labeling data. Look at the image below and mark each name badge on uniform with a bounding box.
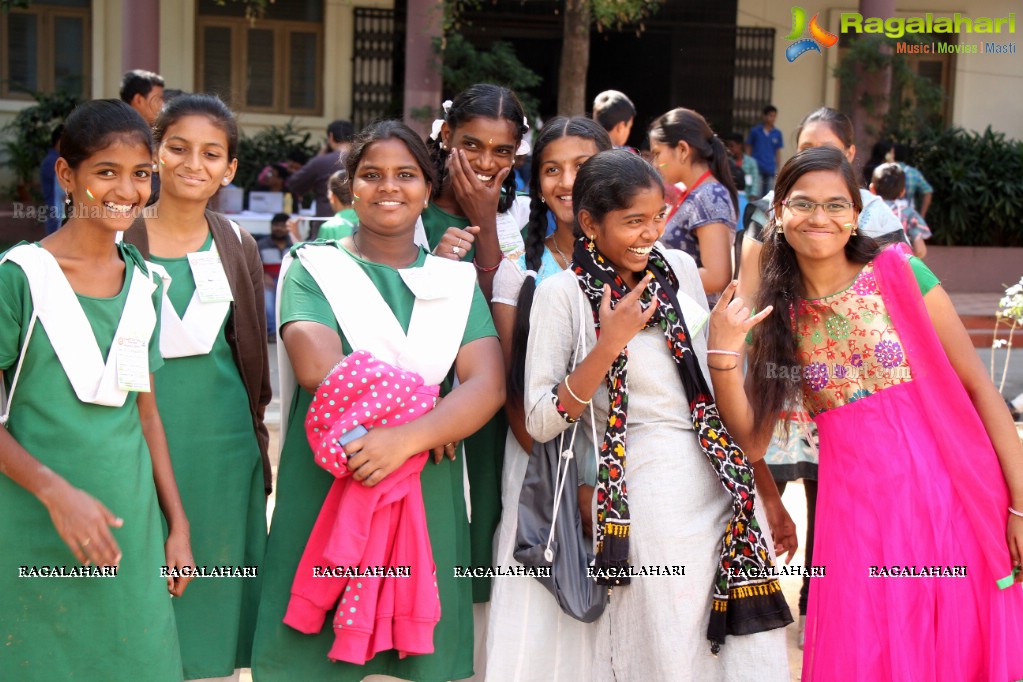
[186,251,234,304]
[676,291,710,336]
[495,212,525,262]
[116,334,151,392]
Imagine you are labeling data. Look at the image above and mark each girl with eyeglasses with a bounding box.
[738,107,905,301]
[735,108,909,644]
[711,146,1023,681]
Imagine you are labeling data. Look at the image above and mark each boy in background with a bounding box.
[257,212,296,342]
[870,162,931,259]
[286,119,355,220]
[725,133,760,202]
[593,90,637,152]
[745,105,783,195]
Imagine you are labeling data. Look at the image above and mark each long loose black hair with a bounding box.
[747,146,880,437]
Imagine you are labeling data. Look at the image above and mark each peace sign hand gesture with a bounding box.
[595,274,659,356]
[708,280,773,354]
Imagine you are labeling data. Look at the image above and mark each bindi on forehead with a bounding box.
[454,118,518,145]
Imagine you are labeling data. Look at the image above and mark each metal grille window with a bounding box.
[195,0,323,115]
[1,1,91,100]
[733,27,775,135]
[352,8,396,131]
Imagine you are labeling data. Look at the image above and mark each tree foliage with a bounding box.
[0,90,81,196]
[912,126,1023,247]
[234,121,317,193]
[443,0,660,31]
[833,35,945,140]
[434,33,542,121]
[443,0,661,116]
[589,0,661,30]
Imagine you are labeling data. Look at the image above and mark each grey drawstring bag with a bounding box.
[513,287,607,623]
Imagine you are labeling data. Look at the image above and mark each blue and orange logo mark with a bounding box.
[785,7,839,61]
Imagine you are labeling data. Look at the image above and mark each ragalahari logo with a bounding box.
[786,7,839,62]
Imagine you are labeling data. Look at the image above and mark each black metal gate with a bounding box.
[352,8,398,130]
[733,27,776,135]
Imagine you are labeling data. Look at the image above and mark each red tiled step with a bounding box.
[961,315,1018,349]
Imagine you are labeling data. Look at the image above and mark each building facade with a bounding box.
[1,0,1020,187]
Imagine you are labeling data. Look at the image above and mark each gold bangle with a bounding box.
[563,375,591,405]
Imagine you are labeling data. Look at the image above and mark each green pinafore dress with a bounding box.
[148,232,266,679]
[0,242,182,681]
[251,242,497,681]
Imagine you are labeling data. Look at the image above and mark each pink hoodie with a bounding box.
[284,350,441,664]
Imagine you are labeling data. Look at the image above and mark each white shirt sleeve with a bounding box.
[492,257,527,306]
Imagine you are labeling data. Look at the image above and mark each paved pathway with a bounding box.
[255,304,1022,682]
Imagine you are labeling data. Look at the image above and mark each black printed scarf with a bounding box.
[572,238,792,653]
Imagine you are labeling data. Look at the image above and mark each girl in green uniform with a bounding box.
[422,86,531,639]
[251,120,505,681]
[0,99,192,680]
[123,93,271,682]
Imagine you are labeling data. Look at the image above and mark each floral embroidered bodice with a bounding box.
[793,263,913,416]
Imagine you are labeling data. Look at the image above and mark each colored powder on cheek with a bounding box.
[85,188,95,201]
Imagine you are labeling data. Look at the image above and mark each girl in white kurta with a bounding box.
[524,150,790,681]
[484,116,611,682]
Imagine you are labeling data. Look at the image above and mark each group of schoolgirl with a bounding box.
[1,81,1020,682]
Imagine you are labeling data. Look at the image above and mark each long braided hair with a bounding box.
[747,146,879,438]
[426,84,528,214]
[507,116,611,402]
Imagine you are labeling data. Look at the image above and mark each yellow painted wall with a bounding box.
[0,0,396,159]
[737,0,1023,150]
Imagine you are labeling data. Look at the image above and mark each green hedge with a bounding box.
[911,126,1023,247]
[234,121,317,193]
